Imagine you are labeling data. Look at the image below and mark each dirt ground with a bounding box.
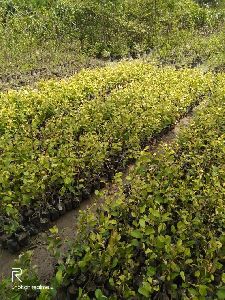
[0,58,107,92]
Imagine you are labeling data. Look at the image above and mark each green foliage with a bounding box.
[2,62,224,299]
[0,61,213,236]
[34,73,225,299]
[0,0,224,72]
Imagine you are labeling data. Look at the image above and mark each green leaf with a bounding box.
[139,219,146,228]
[145,228,155,235]
[78,287,83,297]
[217,288,225,300]
[195,270,200,278]
[188,288,198,296]
[64,177,72,185]
[130,230,143,239]
[109,277,115,286]
[49,225,58,234]
[140,205,146,213]
[112,258,118,268]
[185,259,193,264]
[171,262,180,272]
[12,295,21,300]
[95,289,107,300]
[56,268,63,285]
[138,282,152,297]
[147,266,156,277]
[131,239,139,246]
[180,271,185,281]
[222,273,225,283]
[199,285,207,297]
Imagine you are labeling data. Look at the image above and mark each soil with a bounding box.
[0,193,104,283]
[0,58,107,92]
